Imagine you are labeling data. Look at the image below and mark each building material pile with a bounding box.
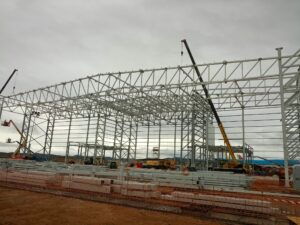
[2,159,300,221]
[128,168,252,191]
[119,181,160,198]
[62,176,112,194]
[0,159,253,191]
[0,160,163,198]
[162,191,277,214]
[0,170,55,187]
[1,166,274,214]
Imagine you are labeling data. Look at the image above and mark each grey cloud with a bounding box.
[1,0,299,94]
[0,0,299,158]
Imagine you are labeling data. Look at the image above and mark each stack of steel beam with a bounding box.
[118,181,160,198]
[160,191,278,214]
[0,159,253,191]
[0,170,55,187]
[62,176,112,194]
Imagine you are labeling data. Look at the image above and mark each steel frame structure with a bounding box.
[0,48,299,175]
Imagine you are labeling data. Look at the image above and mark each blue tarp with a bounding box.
[250,159,300,166]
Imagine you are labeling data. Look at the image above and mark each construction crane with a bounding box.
[181,39,238,169]
[0,69,18,95]
[1,120,27,159]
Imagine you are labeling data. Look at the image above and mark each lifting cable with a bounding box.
[12,70,18,94]
[180,41,184,65]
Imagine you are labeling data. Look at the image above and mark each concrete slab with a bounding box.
[121,181,157,191]
[112,184,122,193]
[66,181,111,194]
[71,176,113,185]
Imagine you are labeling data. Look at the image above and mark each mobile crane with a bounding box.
[181,40,239,169]
[1,120,28,159]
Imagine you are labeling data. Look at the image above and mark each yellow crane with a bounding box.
[181,39,238,168]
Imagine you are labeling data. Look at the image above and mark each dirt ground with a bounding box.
[250,176,298,194]
[0,187,223,225]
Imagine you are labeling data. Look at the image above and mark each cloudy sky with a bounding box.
[0,0,299,94]
[0,0,299,159]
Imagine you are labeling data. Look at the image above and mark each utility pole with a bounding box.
[234,81,246,168]
[276,47,290,188]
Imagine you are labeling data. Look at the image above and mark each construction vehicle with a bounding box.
[143,159,176,170]
[142,147,176,170]
[1,120,28,159]
[181,40,241,170]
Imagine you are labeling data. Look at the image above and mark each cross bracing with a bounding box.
[0,48,299,167]
[0,57,297,116]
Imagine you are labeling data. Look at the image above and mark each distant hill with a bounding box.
[1,151,299,166]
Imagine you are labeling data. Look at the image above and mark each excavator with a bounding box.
[181,40,243,171]
[1,120,28,160]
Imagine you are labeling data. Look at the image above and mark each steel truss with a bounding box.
[277,49,300,160]
[0,48,299,169]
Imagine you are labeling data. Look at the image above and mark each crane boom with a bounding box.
[0,69,18,95]
[181,39,237,166]
[1,120,27,159]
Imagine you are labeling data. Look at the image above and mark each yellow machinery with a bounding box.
[182,40,239,169]
[1,120,27,159]
[144,159,176,170]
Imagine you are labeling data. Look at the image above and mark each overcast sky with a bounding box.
[0,0,299,94]
[0,0,299,159]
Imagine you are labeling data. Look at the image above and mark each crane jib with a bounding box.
[181,39,237,165]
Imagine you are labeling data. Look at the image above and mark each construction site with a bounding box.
[0,41,300,225]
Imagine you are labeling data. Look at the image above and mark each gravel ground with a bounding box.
[0,186,223,225]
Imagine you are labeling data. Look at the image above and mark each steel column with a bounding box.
[65,114,73,164]
[276,47,290,188]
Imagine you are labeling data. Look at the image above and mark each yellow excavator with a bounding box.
[1,120,28,160]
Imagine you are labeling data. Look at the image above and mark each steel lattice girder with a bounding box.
[1,53,299,119]
[0,49,300,161]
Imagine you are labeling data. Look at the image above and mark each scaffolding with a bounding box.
[0,48,299,173]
